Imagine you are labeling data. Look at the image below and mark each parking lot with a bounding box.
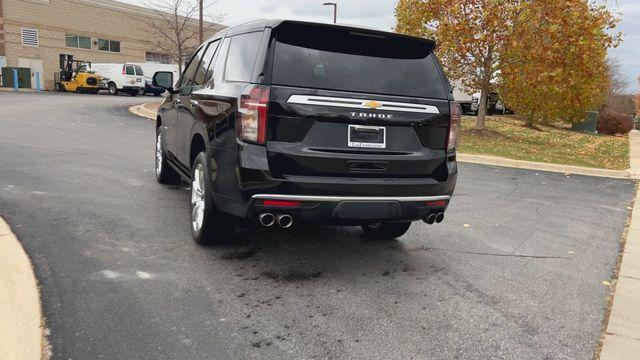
[0,92,635,359]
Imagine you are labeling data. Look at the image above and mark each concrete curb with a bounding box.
[627,130,640,179]
[128,103,158,120]
[457,153,630,179]
[600,131,640,359]
[0,217,48,360]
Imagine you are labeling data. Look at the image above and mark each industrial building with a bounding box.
[0,0,223,90]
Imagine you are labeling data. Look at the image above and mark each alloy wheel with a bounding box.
[191,163,206,232]
[155,132,162,176]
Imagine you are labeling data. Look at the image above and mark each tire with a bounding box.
[190,151,236,245]
[108,82,118,96]
[130,90,138,97]
[138,88,146,96]
[155,127,181,185]
[154,92,162,97]
[361,222,412,240]
[76,87,84,94]
[56,83,65,92]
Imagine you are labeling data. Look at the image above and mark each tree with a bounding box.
[141,0,221,71]
[499,0,620,126]
[605,57,629,97]
[601,57,635,116]
[395,0,521,131]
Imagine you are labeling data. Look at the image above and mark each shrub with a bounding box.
[597,110,633,135]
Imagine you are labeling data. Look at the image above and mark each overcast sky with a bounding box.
[126,0,639,93]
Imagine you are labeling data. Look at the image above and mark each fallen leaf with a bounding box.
[602,281,611,287]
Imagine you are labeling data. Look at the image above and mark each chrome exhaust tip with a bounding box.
[423,214,436,225]
[435,212,444,223]
[258,213,275,227]
[276,214,293,229]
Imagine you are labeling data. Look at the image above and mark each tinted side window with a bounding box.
[212,38,230,85]
[178,45,206,89]
[224,32,262,82]
[134,65,144,76]
[125,65,134,76]
[194,39,220,85]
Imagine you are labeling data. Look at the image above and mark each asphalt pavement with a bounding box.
[0,92,635,359]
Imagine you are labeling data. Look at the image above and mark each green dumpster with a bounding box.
[571,111,598,134]
[1,67,32,88]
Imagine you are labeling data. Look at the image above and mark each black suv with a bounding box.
[152,20,459,244]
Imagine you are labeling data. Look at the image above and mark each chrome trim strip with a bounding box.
[287,95,440,114]
[252,194,451,202]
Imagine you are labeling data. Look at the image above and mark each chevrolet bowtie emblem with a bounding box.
[363,100,382,109]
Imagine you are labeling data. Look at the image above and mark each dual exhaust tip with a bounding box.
[258,213,293,228]
[423,212,444,225]
[261,211,442,228]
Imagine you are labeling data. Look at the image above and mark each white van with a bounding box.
[90,63,145,96]
[136,63,179,86]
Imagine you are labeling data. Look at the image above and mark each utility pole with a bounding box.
[198,0,203,43]
[323,2,337,24]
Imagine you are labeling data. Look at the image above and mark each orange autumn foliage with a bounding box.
[395,0,620,126]
[395,0,519,130]
[499,0,620,125]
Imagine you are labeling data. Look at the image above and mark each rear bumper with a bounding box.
[249,194,451,225]
[241,157,457,224]
[216,142,458,224]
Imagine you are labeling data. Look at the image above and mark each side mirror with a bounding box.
[153,71,174,93]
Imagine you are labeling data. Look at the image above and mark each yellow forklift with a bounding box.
[55,54,103,94]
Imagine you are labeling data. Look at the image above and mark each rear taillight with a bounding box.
[447,102,461,152]
[237,85,270,144]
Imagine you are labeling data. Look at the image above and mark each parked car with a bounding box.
[152,20,459,244]
[141,78,165,96]
[137,63,179,83]
[90,63,145,96]
[131,64,179,96]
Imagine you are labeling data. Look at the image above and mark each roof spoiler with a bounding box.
[271,20,436,49]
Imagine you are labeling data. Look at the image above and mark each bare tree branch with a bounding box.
[138,0,223,70]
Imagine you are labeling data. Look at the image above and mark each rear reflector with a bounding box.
[425,200,446,207]
[262,200,302,207]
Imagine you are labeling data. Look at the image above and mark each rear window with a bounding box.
[272,23,447,99]
[134,66,144,76]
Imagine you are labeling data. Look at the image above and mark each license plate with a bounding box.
[348,125,386,149]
